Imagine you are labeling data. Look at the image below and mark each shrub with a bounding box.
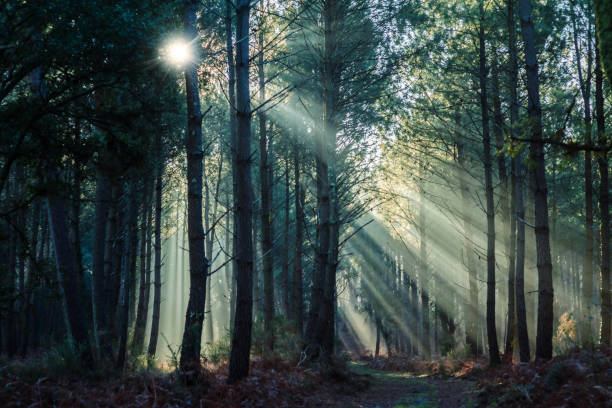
[553,311,579,356]
[203,335,231,365]
[250,315,302,361]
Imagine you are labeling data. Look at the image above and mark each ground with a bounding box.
[324,361,477,408]
[2,348,611,407]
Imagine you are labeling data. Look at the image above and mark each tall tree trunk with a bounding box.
[204,158,222,344]
[572,6,595,346]
[282,153,290,318]
[179,0,209,376]
[515,160,530,361]
[92,164,111,354]
[47,189,93,361]
[375,314,381,358]
[204,175,214,343]
[293,147,304,339]
[134,183,153,351]
[418,168,430,358]
[321,0,340,360]
[224,191,236,333]
[225,0,238,337]
[6,178,17,357]
[457,129,478,357]
[71,122,84,313]
[492,55,515,358]
[258,17,275,354]
[148,137,163,357]
[117,181,138,370]
[519,0,554,361]
[101,182,119,357]
[32,65,93,362]
[479,0,500,366]
[596,39,611,345]
[305,0,338,363]
[228,0,254,384]
[107,183,125,341]
[508,0,528,361]
[22,198,41,357]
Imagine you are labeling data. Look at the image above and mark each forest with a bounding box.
[1,0,612,406]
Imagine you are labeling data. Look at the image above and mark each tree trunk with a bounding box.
[204,175,214,344]
[282,153,290,318]
[179,0,208,376]
[572,7,595,346]
[305,0,339,363]
[293,147,304,339]
[478,0,500,366]
[148,139,163,357]
[596,39,611,345]
[134,182,153,351]
[107,185,125,340]
[492,56,515,358]
[375,315,381,358]
[225,0,238,337]
[101,182,119,357]
[92,164,111,354]
[228,0,254,384]
[225,191,236,333]
[47,189,93,361]
[457,129,478,357]
[117,181,138,370]
[258,17,275,354]
[418,169,430,358]
[519,0,554,361]
[508,0,527,361]
[32,64,93,362]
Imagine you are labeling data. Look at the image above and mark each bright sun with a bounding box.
[165,39,192,66]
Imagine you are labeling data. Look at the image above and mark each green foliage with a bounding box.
[163,334,181,374]
[203,335,232,365]
[0,339,98,382]
[544,361,569,391]
[250,316,302,361]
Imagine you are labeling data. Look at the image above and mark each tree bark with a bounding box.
[492,53,515,358]
[457,128,478,357]
[479,0,500,366]
[519,0,554,361]
[117,181,138,370]
[225,0,238,336]
[418,166,430,358]
[293,147,304,339]
[32,65,93,362]
[179,0,209,376]
[282,153,290,318]
[147,137,163,357]
[228,0,254,384]
[258,16,275,354]
[92,164,111,354]
[596,39,611,345]
[508,0,528,361]
[572,6,595,346]
[134,182,153,351]
[47,189,93,361]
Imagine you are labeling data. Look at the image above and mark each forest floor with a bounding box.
[325,361,477,408]
[1,347,611,407]
[0,356,479,408]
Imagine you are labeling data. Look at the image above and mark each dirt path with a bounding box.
[326,362,478,408]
